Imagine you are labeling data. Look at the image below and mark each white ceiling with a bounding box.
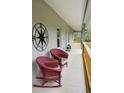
[44,0,86,31]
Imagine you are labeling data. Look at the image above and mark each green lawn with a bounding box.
[74,37,81,43]
[86,42,91,48]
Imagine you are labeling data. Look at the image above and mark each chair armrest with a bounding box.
[44,64,61,72]
[45,62,59,68]
[52,54,61,60]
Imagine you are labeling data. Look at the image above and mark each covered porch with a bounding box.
[32,0,91,93]
[33,43,86,93]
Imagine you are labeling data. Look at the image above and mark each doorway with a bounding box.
[57,28,61,47]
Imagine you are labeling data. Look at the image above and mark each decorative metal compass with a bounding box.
[32,23,49,52]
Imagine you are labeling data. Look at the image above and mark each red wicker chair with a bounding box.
[33,56,62,88]
[50,48,69,69]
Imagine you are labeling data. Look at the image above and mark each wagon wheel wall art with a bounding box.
[32,23,49,52]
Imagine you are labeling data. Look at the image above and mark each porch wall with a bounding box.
[32,0,74,83]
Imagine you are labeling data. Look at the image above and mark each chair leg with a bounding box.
[60,64,63,69]
[35,85,61,88]
[66,62,68,67]
[33,78,62,88]
[36,77,44,79]
[33,81,62,88]
[33,80,48,87]
[62,62,68,68]
[58,79,62,87]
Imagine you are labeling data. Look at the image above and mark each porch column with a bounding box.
[81,24,86,42]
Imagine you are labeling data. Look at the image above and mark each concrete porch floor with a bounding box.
[32,43,86,93]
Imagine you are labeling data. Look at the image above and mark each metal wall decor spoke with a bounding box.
[32,23,49,52]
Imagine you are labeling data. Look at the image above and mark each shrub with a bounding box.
[85,31,91,42]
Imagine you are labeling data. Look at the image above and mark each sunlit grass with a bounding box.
[86,42,91,48]
[74,37,81,43]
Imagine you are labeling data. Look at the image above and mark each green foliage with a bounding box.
[73,32,81,43]
[85,31,91,42]
[74,37,81,43]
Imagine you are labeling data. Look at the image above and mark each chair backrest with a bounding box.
[36,56,60,77]
[36,56,48,76]
[50,48,68,60]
